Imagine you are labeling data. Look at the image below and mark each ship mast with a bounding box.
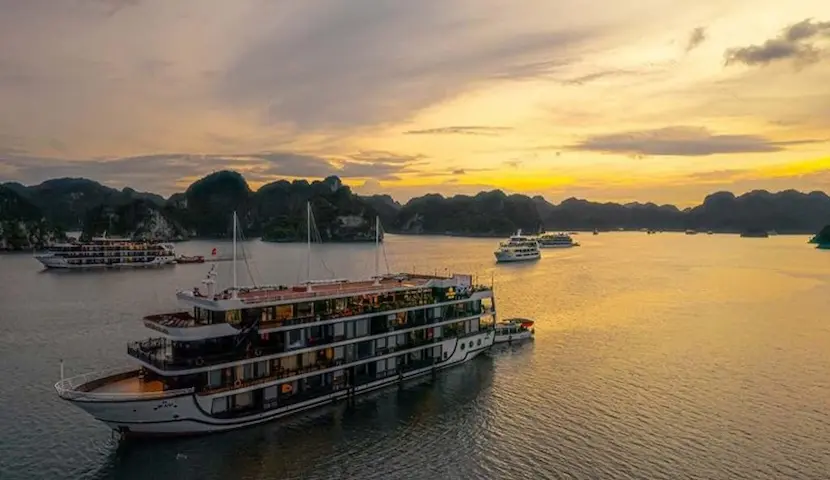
[306,201,312,291]
[374,216,380,275]
[232,211,238,299]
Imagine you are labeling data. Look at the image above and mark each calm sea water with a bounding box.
[1,233,829,480]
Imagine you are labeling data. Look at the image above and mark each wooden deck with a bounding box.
[92,375,165,394]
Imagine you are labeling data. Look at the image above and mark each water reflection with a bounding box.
[90,356,495,480]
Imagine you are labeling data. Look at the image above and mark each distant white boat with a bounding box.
[537,232,580,248]
[34,237,175,269]
[494,230,540,262]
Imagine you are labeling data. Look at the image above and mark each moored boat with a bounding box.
[177,255,205,264]
[34,237,176,269]
[493,318,534,344]
[55,209,498,437]
[494,230,540,262]
[537,232,580,248]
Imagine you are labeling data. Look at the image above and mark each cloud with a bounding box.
[566,126,822,156]
[725,19,830,67]
[685,27,707,52]
[561,69,636,86]
[0,149,426,194]
[217,2,592,128]
[403,126,513,136]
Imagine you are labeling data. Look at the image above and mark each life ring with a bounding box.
[234,379,242,388]
[255,349,262,357]
[196,357,204,366]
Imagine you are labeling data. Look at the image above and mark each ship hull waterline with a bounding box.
[58,332,493,438]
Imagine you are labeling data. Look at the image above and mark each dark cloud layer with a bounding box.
[567,126,822,156]
[403,126,512,136]
[725,19,830,67]
[0,150,425,194]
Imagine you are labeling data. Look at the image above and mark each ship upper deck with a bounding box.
[178,273,481,309]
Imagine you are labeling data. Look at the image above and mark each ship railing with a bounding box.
[54,365,194,401]
[130,307,491,371]
[197,337,441,396]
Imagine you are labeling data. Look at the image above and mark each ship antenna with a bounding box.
[232,211,238,299]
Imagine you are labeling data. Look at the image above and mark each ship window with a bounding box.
[460,342,465,350]
[288,329,303,348]
[333,322,345,338]
[355,319,369,337]
[207,369,222,387]
[211,397,228,414]
[345,322,355,339]
[263,385,278,401]
[242,363,254,380]
[334,298,347,312]
[376,337,387,349]
[296,302,312,318]
[276,305,293,321]
[226,310,241,325]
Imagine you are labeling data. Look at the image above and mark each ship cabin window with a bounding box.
[296,302,313,319]
[276,305,293,322]
[314,299,333,317]
[345,321,355,339]
[287,329,303,348]
[355,318,369,337]
[207,369,222,388]
[226,309,242,326]
[334,298,348,313]
[242,308,261,325]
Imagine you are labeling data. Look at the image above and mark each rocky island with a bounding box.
[0,185,66,250]
[808,225,830,248]
[3,173,830,248]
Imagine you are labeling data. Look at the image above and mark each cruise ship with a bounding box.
[55,212,497,437]
[35,237,176,269]
[537,232,579,248]
[494,230,540,263]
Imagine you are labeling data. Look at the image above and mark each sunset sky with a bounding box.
[1,0,828,205]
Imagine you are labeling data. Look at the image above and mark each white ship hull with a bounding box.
[493,330,534,344]
[57,331,493,437]
[538,243,577,249]
[35,253,176,269]
[494,251,540,262]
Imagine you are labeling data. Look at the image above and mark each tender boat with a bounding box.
[494,230,541,262]
[537,232,580,248]
[176,255,205,264]
[494,318,535,344]
[55,209,498,437]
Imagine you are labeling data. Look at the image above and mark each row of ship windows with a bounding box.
[210,346,446,415]
[192,293,479,327]
[197,319,483,391]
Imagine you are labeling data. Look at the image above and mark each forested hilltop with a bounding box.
[1,172,382,247]
[2,171,830,249]
[0,185,66,250]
